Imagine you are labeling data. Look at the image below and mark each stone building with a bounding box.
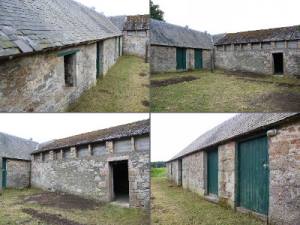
[150,19,213,73]
[110,15,149,59]
[0,132,38,191]
[0,0,122,112]
[31,120,150,209]
[166,113,300,225]
[215,25,300,76]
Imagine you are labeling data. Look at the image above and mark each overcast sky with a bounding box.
[153,0,300,34]
[74,0,148,16]
[0,114,149,143]
[151,114,237,162]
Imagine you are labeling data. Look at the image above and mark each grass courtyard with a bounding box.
[0,188,149,225]
[150,70,300,112]
[68,55,149,112]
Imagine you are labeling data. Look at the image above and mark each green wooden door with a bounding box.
[194,49,203,69]
[176,48,186,70]
[207,149,218,195]
[2,158,7,188]
[238,136,269,215]
[96,42,101,78]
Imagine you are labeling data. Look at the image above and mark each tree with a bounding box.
[150,0,164,21]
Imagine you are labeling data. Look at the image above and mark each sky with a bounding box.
[153,0,300,34]
[0,114,149,143]
[74,0,149,16]
[151,114,237,162]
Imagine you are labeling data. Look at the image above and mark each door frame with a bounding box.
[272,51,284,75]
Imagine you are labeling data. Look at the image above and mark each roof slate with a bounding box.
[169,113,299,162]
[0,132,38,160]
[0,0,122,58]
[33,120,150,154]
[150,19,213,49]
[110,15,150,31]
[216,25,300,45]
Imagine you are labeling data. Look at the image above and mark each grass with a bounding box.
[150,70,300,112]
[68,55,149,112]
[151,177,266,225]
[151,167,167,178]
[0,188,149,225]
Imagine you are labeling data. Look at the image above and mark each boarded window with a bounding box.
[92,143,106,156]
[53,150,60,160]
[64,53,76,87]
[276,41,285,48]
[287,41,298,49]
[34,154,40,161]
[77,145,90,158]
[252,43,261,50]
[262,42,271,50]
[42,152,50,162]
[241,43,249,50]
[234,44,241,51]
[135,136,150,151]
[114,139,132,153]
[63,149,71,159]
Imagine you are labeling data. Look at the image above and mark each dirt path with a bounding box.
[151,177,265,225]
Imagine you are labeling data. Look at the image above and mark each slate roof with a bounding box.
[33,120,150,154]
[168,113,300,162]
[110,15,150,31]
[0,132,38,160]
[0,0,122,58]
[215,25,300,45]
[150,19,213,49]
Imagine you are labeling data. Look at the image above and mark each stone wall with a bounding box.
[0,37,120,112]
[215,42,300,76]
[268,120,300,225]
[166,160,182,186]
[203,50,212,69]
[31,135,150,209]
[123,30,149,58]
[6,159,31,188]
[150,45,176,73]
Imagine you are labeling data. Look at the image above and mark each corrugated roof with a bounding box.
[0,132,38,160]
[150,19,213,49]
[33,120,150,154]
[110,15,149,31]
[215,25,300,45]
[0,0,121,58]
[169,113,299,162]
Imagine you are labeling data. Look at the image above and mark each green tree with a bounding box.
[150,0,164,21]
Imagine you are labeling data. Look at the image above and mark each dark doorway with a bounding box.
[96,42,103,78]
[111,160,129,202]
[2,158,7,188]
[273,53,284,74]
[207,149,218,196]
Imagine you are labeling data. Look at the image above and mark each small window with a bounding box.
[63,149,71,159]
[92,143,106,156]
[53,150,60,160]
[135,136,150,151]
[34,154,40,161]
[114,139,132,153]
[42,152,49,162]
[77,146,90,158]
[64,53,76,87]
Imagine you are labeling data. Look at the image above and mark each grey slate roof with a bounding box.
[33,120,150,154]
[0,132,38,160]
[0,0,122,58]
[110,15,149,31]
[169,113,299,162]
[109,16,127,31]
[215,25,300,45]
[150,19,213,49]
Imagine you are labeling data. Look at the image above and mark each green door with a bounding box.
[2,158,7,188]
[176,48,186,70]
[207,149,218,195]
[96,42,101,78]
[238,136,269,215]
[194,49,203,69]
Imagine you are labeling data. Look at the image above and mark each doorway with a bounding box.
[207,149,218,196]
[2,158,7,188]
[110,160,129,203]
[273,53,284,74]
[96,42,103,78]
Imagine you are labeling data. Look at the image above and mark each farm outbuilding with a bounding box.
[150,19,213,73]
[0,0,122,112]
[30,120,150,209]
[166,113,300,225]
[215,25,300,76]
[110,15,150,59]
[0,132,38,191]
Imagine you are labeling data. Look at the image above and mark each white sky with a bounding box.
[151,114,237,162]
[74,0,149,16]
[153,0,300,34]
[0,114,149,143]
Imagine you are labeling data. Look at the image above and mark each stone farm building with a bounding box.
[0,0,122,112]
[166,113,300,225]
[215,25,300,76]
[110,15,150,59]
[150,19,213,73]
[31,120,150,209]
[0,132,38,191]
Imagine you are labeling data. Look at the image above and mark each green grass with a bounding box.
[68,55,149,112]
[150,70,300,112]
[151,177,266,225]
[0,188,149,225]
[151,167,167,178]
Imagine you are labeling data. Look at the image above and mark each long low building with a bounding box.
[31,120,150,209]
[166,113,300,225]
